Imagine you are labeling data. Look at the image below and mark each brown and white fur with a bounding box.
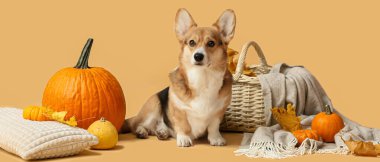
[121,8,235,147]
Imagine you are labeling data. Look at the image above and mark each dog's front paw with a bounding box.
[209,136,226,146]
[135,126,149,139]
[156,128,170,140]
[176,134,193,147]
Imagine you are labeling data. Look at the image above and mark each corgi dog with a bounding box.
[121,8,235,147]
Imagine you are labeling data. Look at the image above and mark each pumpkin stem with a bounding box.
[100,117,106,122]
[325,105,332,115]
[74,38,93,69]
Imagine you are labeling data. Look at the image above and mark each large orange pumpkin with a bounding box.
[42,38,126,131]
[311,105,344,143]
[292,129,319,146]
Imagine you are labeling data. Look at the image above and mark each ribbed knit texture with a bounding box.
[0,108,98,160]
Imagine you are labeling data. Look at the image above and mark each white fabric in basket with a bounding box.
[0,107,98,160]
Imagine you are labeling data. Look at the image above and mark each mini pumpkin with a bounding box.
[23,106,51,121]
[311,105,344,142]
[88,117,118,149]
[42,38,126,131]
[292,129,319,146]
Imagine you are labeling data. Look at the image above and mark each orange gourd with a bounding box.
[23,106,51,121]
[292,129,319,146]
[311,105,344,143]
[42,38,126,131]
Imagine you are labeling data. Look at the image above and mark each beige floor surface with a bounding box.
[1,133,379,162]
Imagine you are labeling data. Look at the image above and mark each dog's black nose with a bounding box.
[194,53,204,62]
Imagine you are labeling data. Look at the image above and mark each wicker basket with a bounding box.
[220,41,271,133]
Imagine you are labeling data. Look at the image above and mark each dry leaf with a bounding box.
[66,116,78,127]
[344,138,359,153]
[343,137,379,157]
[227,48,238,74]
[271,103,302,132]
[51,111,78,127]
[354,141,377,157]
[375,144,380,155]
[227,48,256,77]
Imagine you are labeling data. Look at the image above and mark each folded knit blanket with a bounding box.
[0,108,98,160]
[235,63,380,158]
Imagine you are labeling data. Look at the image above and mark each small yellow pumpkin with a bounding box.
[88,117,118,149]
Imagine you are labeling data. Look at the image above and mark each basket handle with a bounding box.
[233,41,269,81]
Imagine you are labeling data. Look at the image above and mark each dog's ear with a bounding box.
[213,9,236,44]
[175,8,197,41]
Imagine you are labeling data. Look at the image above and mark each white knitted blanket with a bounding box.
[0,108,98,160]
[235,63,380,158]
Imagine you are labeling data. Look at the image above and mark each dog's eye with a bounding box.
[207,41,215,47]
[189,40,196,47]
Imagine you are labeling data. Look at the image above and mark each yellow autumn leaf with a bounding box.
[51,111,77,127]
[227,48,255,77]
[375,144,380,155]
[344,138,359,153]
[227,48,238,74]
[272,103,302,132]
[51,111,67,121]
[66,116,78,127]
[341,137,380,157]
[343,137,378,157]
[354,141,377,157]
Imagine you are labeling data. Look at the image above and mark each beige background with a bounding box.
[1,0,380,161]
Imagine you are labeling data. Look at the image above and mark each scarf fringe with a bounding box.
[316,148,349,155]
[235,138,348,159]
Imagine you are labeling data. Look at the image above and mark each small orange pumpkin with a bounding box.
[23,106,51,121]
[42,38,126,131]
[311,105,344,143]
[292,129,319,146]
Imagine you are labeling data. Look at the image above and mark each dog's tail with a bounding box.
[120,117,135,133]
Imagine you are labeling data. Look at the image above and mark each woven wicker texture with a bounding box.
[0,108,98,160]
[220,41,271,132]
